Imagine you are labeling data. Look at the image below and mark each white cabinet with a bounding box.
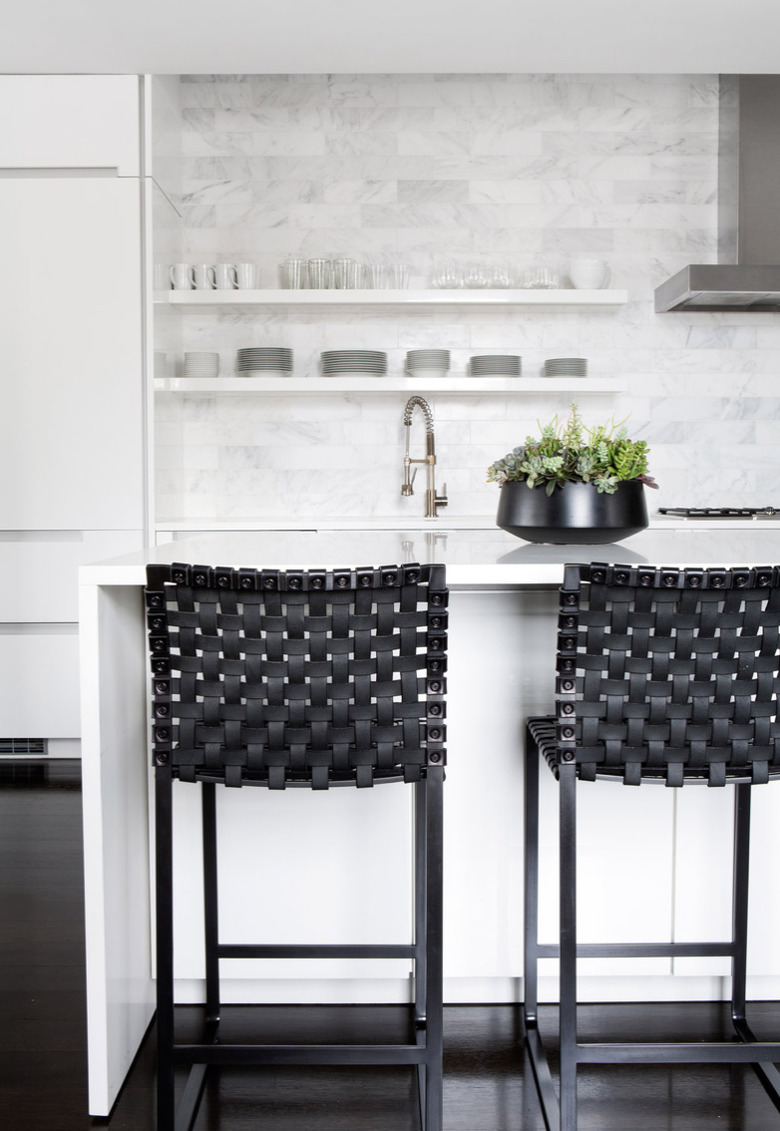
[0,76,148,747]
[0,177,144,530]
[0,531,144,622]
[0,76,140,174]
[0,630,80,737]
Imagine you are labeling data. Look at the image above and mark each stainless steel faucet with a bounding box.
[401,395,448,518]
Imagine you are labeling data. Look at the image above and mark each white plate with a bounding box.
[235,369,294,378]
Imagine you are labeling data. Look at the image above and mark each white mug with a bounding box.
[214,263,238,290]
[569,258,610,289]
[193,264,216,290]
[170,263,195,290]
[235,263,260,289]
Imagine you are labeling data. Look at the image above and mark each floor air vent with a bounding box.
[0,738,48,756]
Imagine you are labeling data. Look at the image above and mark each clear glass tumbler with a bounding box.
[307,258,332,289]
[332,257,361,289]
[280,257,309,289]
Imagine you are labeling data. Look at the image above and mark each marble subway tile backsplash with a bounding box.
[156,73,780,524]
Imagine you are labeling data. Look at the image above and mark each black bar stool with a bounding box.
[523,561,780,1130]
[145,560,448,1131]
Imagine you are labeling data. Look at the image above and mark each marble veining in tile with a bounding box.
[158,72,780,521]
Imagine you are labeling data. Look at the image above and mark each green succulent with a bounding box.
[487,404,657,496]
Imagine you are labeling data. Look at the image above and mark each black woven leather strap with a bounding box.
[145,562,447,789]
[551,561,780,787]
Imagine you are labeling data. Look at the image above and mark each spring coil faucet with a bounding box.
[401,396,448,518]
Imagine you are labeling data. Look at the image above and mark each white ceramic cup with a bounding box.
[569,258,610,289]
[235,263,260,289]
[170,263,195,290]
[193,264,216,290]
[214,263,238,290]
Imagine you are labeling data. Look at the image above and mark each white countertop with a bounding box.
[81,523,780,588]
[155,512,780,534]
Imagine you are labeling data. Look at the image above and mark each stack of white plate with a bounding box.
[405,349,450,378]
[320,350,388,377]
[544,357,587,378]
[183,351,219,378]
[236,347,294,378]
[469,354,522,377]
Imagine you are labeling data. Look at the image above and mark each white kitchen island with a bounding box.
[79,522,780,1115]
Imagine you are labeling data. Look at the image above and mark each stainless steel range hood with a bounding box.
[655,75,780,312]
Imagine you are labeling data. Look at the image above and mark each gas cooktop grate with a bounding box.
[659,507,779,518]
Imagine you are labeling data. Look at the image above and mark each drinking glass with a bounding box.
[279,257,309,289]
[389,260,410,289]
[307,258,332,289]
[366,258,388,289]
[332,257,361,289]
[524,267,560,289]
[464,262,488,289]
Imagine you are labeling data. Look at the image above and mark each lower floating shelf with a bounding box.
[154,376,624,395]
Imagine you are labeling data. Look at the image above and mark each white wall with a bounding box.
[154,73,780,525]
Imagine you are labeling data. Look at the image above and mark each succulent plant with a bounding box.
[487,404,658,496]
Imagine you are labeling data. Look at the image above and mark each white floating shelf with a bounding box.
[154,376,624,395]
[155,288,628,309]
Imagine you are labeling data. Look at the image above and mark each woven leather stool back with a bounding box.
[145,561,448,790]
[554,561,780,787]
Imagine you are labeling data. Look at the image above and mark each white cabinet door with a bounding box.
[0,177,144,530]
[0,76,140,174]
[0,630,80,737]
[0,530,144,622]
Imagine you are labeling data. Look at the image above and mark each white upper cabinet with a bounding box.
[0,177,145,529]
[0,75,140,174]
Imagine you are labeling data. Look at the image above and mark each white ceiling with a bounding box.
[2,0,780,75]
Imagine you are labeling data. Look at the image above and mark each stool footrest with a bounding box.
[575,1040,780,1064]
[535,941,735,959]
[218,943,417,959]
[174,1043,431,1066]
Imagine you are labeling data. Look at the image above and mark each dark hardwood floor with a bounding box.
[2,759,780,1129]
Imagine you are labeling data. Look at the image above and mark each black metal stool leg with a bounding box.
[524,727,560,1131]
[558,763,578,1131]
[170,783,221,1131]
[202,782,220,1025]
[155,765,176,1131]
[524,730,540,1029]
[730,783,780,1109]
[424,767,444,1131]
[731,782,751,1030]
[414,777,428,1121]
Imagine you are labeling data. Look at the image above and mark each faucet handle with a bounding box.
[401,466,418,497]
[435,482,448,511]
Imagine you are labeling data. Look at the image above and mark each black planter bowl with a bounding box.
[496,479,649,545]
